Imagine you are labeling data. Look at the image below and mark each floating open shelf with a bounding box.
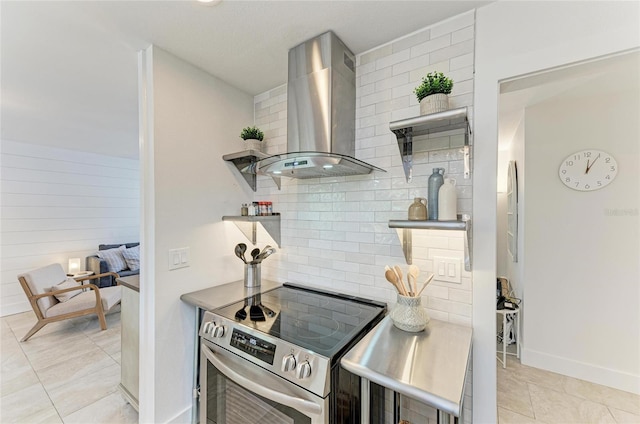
[389,107,471,183]
[388,215,472,271]
[222,150,281,192]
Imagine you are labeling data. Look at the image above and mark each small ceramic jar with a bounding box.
[390,293,429,332]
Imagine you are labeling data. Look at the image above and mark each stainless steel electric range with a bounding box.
[199,283,386,424]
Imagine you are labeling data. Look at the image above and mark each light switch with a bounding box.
[448,263,456,277]
[168,247,190,271]
[433,256,461,283]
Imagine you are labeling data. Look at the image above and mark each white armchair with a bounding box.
[18,263,122,341]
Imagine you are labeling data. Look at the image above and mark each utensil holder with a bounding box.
[390,293,429,332]
[244,263,261,288]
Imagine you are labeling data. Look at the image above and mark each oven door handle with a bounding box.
[201,343,323,417]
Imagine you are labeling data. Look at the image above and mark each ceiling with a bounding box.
[1,0,491,159]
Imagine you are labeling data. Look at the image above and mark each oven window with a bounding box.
[205,361,312,424]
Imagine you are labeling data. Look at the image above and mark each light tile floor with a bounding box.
[498,355,640,424]
[0,309,138,424]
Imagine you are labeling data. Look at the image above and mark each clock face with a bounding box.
[558,149,617,191]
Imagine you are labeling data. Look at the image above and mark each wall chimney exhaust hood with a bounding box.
[250,31,385,179]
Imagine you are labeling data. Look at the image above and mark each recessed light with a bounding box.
[323,165,334,169]
[197,0,222,5]
[273,171,282,175]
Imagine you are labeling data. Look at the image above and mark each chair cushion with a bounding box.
[45,286,122,318]
[18,263,66,312]
[52,278,83,303]
[96,245,128,273]
[122,245,140,271]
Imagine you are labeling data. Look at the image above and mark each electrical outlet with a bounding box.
[168,247,190,270]
[433,256,461,283]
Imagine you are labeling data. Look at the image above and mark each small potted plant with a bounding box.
[240,126,265,152]
[414,72,454,115]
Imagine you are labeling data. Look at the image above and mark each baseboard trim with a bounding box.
[0,302,30,318]
[522,347,640,395]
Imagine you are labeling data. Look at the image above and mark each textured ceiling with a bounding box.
[1,1,492,158]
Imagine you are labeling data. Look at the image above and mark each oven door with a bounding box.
[200,341,328,424]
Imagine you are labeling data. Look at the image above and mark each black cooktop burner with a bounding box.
[214,283,386,358]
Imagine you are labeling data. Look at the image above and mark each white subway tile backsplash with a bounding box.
[451,25,475,44]
[409,60,451,83]
[360,67,394,87]
[430,39,475,65]
[410,34,452,58]
[391,29,431,53]
[450,52,474,71]
[253,23,476,401]
[376,49,411,70]
[360,90,393,108]
[359,44,393,65]
[392,54,431,77]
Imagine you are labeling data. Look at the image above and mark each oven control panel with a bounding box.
[230,328,276,365]
[199,311,331,397]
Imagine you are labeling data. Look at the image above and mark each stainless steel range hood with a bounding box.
[252,31,385,179]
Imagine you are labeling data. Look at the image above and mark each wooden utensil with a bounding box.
[408,265,420,296]
[416,273,435,297]
[394,265,408,296]
[385,269,402,294]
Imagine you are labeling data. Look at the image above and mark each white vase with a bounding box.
[420,93,449,115]
[390,293,429,332]
[438,178,458,221]
[244,139,262,152]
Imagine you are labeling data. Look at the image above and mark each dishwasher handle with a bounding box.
[200,343,323,417]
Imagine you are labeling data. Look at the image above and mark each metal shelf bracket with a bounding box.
[222,215,281,247]
[390,107,471,183]
[223,150,281,192]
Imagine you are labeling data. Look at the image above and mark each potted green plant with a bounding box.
[414,72,454,115]
[240,126,265,151]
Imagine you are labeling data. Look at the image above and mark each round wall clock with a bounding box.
[558,149,618,191]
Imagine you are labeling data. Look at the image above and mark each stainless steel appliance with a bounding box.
[199,283,386,424]
[250,31,386,179]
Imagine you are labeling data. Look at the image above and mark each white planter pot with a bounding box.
[244,139,263,152]
[420,93,449,115]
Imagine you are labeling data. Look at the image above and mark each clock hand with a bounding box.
[585,159,590,174]
[585,153,601,174]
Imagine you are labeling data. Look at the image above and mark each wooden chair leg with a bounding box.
[97,309,107,330]
[21,321,47,342]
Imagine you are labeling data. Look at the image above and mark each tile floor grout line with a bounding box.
[2,311,136,424]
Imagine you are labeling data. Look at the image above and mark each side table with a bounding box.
[68,271,94,280]
[496,307,520,368]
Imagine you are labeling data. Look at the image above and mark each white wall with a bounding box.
[253,12,475,422]
[138,46,254,423]
[474,1,640,421]
[523,91,639,392]
[0,140,139,316]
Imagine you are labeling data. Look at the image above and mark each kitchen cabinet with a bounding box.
[389,216,472,271]
[222,150,281,192]
[222,215,281,247]
[117,275,139,411]
[389,107,471,183]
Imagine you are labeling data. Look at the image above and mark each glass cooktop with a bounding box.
[213,283,386,359]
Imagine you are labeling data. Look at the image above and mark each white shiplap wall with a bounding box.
[251,12,475,423]
[0,140,140,316]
